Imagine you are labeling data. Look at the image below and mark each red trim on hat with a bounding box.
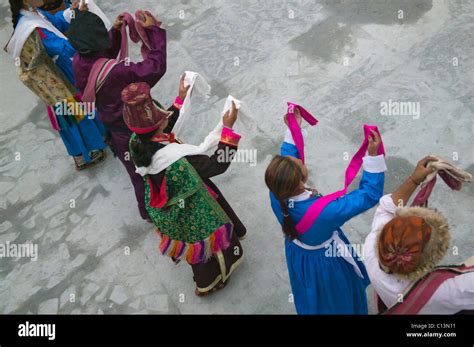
[127,123,162,135]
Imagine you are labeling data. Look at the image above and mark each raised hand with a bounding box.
[223,101,238,129]
[367,129,382,156]
[178,73,190,100]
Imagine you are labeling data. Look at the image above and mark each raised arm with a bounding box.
[39,8,73,32]
[121,24,167,88]
[187,102,241,179]
[314,130,387,231]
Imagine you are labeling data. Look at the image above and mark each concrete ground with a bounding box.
[0,0,473,314]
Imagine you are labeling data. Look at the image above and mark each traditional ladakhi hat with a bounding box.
[377,206,451,281]
[121,82,172,134]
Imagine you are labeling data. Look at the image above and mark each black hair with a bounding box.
[130,132,164,168]
[9,0,23,29]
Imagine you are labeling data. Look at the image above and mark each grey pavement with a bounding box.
[0,0,473,314]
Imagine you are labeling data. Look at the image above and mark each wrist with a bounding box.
[173,96,184,110]
[409,175,421,186]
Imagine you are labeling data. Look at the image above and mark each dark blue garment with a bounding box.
[269,139,385,314]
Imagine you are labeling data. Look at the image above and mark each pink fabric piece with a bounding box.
[295,124,385,234]
[119,11,155,61]
[286,102,318,163]
[412,169,463,207]
[46,106,60,131]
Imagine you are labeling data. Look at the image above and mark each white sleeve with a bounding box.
[426,273,474,314]
[284,128,307,145]
[363,155,388,173]
[63,8,73,23]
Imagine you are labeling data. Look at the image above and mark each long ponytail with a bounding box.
[265,155,304,240]
[9,0,23,29]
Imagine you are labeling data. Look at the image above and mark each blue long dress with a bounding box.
[19,5,106,163]
[269,136,385,314]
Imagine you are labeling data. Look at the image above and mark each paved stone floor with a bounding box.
[0,0,473,314]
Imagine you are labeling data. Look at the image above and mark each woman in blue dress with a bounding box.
[264,109,387,314]
[7,0,107,170]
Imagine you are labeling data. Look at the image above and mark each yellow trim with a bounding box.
[216,251,227,279]
[196,274,223,293]
[224,254,244,282]
[195,254,245,293]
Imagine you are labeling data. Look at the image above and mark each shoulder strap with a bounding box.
[381,264,474,315]
[82,58,119,103]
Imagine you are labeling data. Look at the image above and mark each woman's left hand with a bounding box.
[178,73,190,100]
[113,14,124,30]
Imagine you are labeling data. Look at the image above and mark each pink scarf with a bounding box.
[286,105,385,234]
[83,11,159,104]
[286,102,318,163]
[118,11,158,61]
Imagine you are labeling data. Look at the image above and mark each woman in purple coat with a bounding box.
[68,10,168,220]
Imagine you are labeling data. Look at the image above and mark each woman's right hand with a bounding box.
[283,107,302,127]
[137,11,158,27]
[411,156,438,184]
[223,101,238,129]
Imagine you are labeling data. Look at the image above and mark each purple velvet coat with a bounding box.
[72,25,167,220]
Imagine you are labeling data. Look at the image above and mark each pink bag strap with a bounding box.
[383,264,474,314]
[82,58,119,103]
[286,102,318,164]
[294,123,385,234]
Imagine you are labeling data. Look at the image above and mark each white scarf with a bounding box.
[7,9,67,59]
[135,71,245,176]
[6,1,111,59]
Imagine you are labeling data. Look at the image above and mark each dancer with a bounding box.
[123,82,246,296]
[7,0,107,170]
[365,156,474,314]
[69,10,168,220]
[265,107,387,314]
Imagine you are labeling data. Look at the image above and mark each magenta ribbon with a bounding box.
[294,124,386,234]
[287,102,319,163]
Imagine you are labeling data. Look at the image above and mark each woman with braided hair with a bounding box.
[265,108,387,314]
[6,0,107,170]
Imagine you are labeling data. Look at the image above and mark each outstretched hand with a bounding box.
[411,155,438,185]
[136,11,159,28]
[113,14,124,30]
[223,101,238,129]
[178,73,191,100]
[284,107,302,127]
[367,129,382,156]
[71,0,89,12]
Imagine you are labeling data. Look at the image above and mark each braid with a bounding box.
[265,155,305,240]
[278,198,299,240]
[9,0,23,29]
